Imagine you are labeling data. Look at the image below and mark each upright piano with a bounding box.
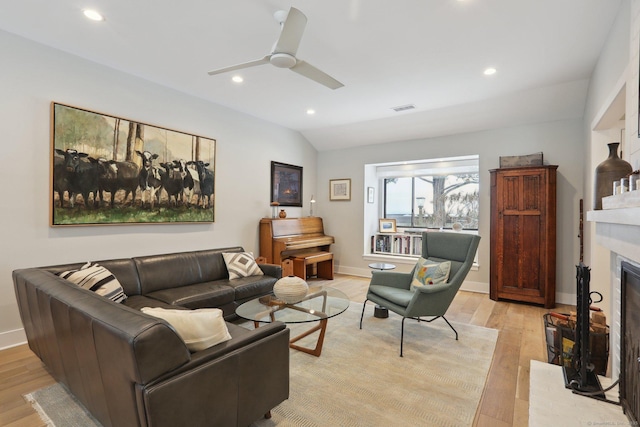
[259,217,334,265]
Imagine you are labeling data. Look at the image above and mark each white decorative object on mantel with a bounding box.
[273,275,309,304]
[602,190,640,210]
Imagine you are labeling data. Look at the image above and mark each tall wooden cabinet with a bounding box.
[490,165,557,308]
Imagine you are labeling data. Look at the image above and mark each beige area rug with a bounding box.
[251,303,497,426]
[529,360,629,426]
[24,303,497,427]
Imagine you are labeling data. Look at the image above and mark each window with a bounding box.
[379,155,479,231]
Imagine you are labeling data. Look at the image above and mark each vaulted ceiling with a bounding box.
[0,0,623,150]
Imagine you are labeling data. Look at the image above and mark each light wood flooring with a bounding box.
[0,274,573,427]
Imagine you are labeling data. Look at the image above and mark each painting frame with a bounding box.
[271,161,303,207]
[51,102,216,226]
[329,178,351,201]
[379,218,397,233]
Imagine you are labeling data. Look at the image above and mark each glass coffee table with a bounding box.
[236,286,350,357]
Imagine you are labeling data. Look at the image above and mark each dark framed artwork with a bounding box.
[271,161,302,207]
[51,102,216,226]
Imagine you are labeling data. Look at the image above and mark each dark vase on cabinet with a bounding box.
[490,165,557,308]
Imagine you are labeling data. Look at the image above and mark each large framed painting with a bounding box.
[271,161,302,207]
[51,102,216,226]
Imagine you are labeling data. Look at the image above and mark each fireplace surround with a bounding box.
[620,261,640,423]
[587,205,640,423]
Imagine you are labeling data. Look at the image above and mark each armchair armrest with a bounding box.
[370,271,412,289]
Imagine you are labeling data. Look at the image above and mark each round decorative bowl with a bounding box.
[273,275,309,304]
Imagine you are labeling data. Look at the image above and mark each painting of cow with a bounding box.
[51,103,216,225]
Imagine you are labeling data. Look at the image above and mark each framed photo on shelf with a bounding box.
[367,187,374,203]
[329,178,351,201]
[271,161,302,207]
[379,218,397,233]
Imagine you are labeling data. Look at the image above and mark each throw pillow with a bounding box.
[57,262,127,303]
[141,307,232,352]
[410,258,451,291]
[222,252,264,280]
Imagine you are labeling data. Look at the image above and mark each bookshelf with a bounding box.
[372,233,422,257]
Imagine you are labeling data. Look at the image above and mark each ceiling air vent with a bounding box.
[391,104,416,112]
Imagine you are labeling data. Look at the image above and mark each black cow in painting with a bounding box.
[55,148,100,208]
[176,159,198,207]
[159,161,185,206]
[136,150,162,208]
[53,153,70,207]
[97,159,140,208]
[191,160,214,209]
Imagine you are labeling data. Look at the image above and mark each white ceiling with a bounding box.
[0,0,622,151]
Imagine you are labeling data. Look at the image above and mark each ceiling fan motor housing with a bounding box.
[270,53,297,69]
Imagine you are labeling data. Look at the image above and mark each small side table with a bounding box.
[368,263,396,318]
[368,262,396,271]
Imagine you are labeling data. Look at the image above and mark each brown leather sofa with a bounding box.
[12,247,289,427]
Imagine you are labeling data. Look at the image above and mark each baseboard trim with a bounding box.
[0,328,27,351]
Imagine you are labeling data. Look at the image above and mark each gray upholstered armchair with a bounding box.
[360,231,481,356]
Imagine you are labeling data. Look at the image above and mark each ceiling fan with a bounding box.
[207,7,344,90]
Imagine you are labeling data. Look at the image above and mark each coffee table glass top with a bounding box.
[236,286,350,324]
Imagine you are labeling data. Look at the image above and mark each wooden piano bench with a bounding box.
[291,251,334,280]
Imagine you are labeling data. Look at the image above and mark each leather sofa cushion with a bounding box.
[134,247,244,294]
[123,295,190,311]
[222,275,278,301]
[145,282,235,309]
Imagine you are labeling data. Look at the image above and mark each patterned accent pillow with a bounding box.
[410,258,451,291]
[57,262,127,303]
[222,252,264,280]
[141,307,231,352]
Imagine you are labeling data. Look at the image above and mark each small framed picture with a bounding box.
[379,218,397,233]
[367,187,374,203]
[329,178,351,201]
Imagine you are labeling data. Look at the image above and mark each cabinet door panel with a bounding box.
[521,215,542,292]
[522,174,542,211]
[500,215,520,289]
[502,176,520,211]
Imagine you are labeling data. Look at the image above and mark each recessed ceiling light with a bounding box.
[306,109,316,115]
[483,67,497,76]
[83,9,104,21]
[231,75,243,83]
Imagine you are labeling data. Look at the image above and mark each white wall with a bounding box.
[583,0,632,310]
[0,30,318,348]
[317,119,585,303]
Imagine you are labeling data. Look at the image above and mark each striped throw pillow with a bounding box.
[58,262,127,303]
[222,252,264,280]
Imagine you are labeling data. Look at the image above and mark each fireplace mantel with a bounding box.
[587,206,640,227]
[587,207,640,266]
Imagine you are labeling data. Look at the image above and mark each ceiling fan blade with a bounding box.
[273,7,307,55]
[207,56,270,76]
[291,60,344,90]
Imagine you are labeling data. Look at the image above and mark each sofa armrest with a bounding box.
[138,325,290,427]
[258,263,282,279]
